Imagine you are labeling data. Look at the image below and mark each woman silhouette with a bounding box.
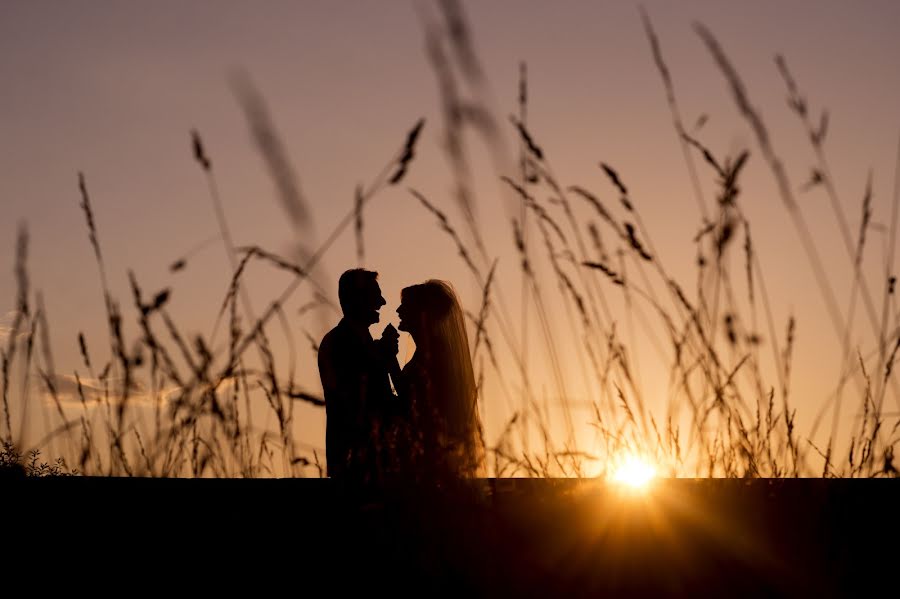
[390,280,484,479]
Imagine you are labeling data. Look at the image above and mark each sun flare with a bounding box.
[611,456,657,490]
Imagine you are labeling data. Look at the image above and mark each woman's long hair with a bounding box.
[402,280,484,477]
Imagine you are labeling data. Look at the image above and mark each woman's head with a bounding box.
[397,280,458,341]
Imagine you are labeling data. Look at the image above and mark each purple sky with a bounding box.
[2,1,899,470]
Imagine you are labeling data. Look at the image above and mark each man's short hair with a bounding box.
[338,269,379,313]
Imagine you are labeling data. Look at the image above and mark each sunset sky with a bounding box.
[2,1,899,472]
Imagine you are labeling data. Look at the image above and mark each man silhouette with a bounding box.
[318,269,397,481]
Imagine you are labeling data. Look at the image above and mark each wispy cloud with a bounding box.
[38,373,241,409]
[0,309,29,347]
[38,373,178,407]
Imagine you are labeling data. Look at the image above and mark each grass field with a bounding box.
[2,2,899,480]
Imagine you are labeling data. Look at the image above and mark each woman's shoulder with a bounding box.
[401,354,420,372]
[399,356,430,396]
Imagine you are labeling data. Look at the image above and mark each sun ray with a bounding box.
[611,455,656,490]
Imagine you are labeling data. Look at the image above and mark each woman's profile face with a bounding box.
[396,296,416,334]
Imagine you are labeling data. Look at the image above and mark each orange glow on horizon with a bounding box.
[611,455,657,490]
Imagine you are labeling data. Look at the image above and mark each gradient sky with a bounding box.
[2,1,900,471]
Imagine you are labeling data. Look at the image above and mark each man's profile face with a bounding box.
[356,279,386,326]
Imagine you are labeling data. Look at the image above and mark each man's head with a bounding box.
[338,269,385,326]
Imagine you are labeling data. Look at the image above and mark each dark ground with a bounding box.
[8,478,898,597]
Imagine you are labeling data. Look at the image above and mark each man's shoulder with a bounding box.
[319,320,362,356]
[319,323,343,361]
[320,324,339,347]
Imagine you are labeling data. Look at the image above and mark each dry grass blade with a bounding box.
[236,246,306,278]
[518,62,538,184]
[640,6,709,219]
[35,297,72,458]
[213,250,254,334]
[2,227,29,442]
[599,163,628,197]
[587,222,610,263]
[411,188,483,284]
[388,118,426,184]
[639,6,674,108]
[696,25,782,198]
[472,260,498,358]
[76,172,120,390]
[694,220,716,243]
[856,172,873,267]
[501,176,567,244]
[232,73,312,232]
[78,173,104,269]
[511,217,530,274]
[744,219,754,305]
[582,262,624,286]
[624,223,652,261]
[799,169,825,193]
[568,186,621,234]
[885,337,900,383]
[286,389,326,407]
[774,54,805,116]
[77,332,92,371]
[510,116,543,161]
[682,133,725,178]
[782,316,796,401]
[436,0,484,84]
[191,130,212,171]
[423,17,489,259]
[354,184,365,266]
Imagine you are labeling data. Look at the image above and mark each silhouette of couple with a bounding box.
[318,269,483,483]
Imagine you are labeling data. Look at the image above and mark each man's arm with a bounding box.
[318,334,349,478]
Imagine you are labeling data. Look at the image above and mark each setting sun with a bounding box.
[611,456,657,490]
